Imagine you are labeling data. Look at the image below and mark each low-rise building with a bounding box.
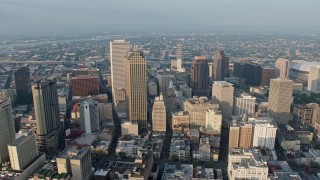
[169,134,191,161]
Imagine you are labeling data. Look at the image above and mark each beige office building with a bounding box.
[171,111,190,132]
[125,51,147,132]
[8,134,38,170]
[275,58,290,79]
[152,94,166,132]
[212,81,234,119]
[229,122,240,148]
[121,121,139,136]
[308,66,320,93]
[185,97,219,128]
[0,99,16,164]
[268,78,293,124]
[238,123,253,148]
[233,93,256,116]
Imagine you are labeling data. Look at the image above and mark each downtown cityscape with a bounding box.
[1,1,320,180]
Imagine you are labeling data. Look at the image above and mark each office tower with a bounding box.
[276,58,290,79]
[98,102,113,122]
[0,99,16,164]
[208,62,214,83]
[8,134,38,170]
[205,108,222,132]
[250,117,277,149]
[171,42,185,72]
[185,97,219,128]
[229,121,240,148]
[152,94,166,132]
[78,99,100,133]
[244,62,261,86]
[158,74,171,96]
[212,81,234,119]
[179,84,192,99]
[213,51,229,81]
[57,147,92,180]
[71,76,99,97]
[233,62,246,78]
[260,67,276,86]
[190,56,209,96]
[238,123,253,148]
[268,78,293,124]
[14,66,32,104]
[308,66,320,93]
[110,40,131,112]
[148,82,158,96]
[32,78,62,152]
[228,149,268,180]
[233,93,256,116]
[125,51,147,132]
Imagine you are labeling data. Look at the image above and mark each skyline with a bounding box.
[1,0,320,35]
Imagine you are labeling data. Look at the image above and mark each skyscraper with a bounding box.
[125,51,147,132]
[212,81,234,119]
[260,67,276,86]
[276,58,290,79]
[32,78,63,152]
[233,93,256,116]
[268,78,293,124]
[190,56,209,96]
[0,98,16,164]
[14,66,32,104]
[308,66,320,93]
[171,42,185,72]
[79,99,100,133]
[158,74,171,96]
[152,93,166,132]
[213,51,229,81]
[110,40,131,112]
[244,62,261,86]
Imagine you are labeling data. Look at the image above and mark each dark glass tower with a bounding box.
[14,66,32,104]
[190,56,209,97]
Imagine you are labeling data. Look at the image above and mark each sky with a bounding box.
[0,0,319,34]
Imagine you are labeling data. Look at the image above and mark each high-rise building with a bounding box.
[0,99,16,164]
[125,51,147,132]
[110,40,131,112]
[205,108,222,132]
[238,123,253,148]
[190,56,209,96]
[268,78,293,124]
[98,102,113,122]
[152,94,166,132]
[8,134,38,170]
[14,66,32,104]
[148,82,158,96]
[78,99,100,133]
[57,147,92,180]
[233,62,246,78]
[244,62,261,86]
[233,93,256,116]
[260,66,276,86]
[249,117,277,149]
[229,121,240,148]
[158,74,171,96]
[184,97,219,128]
[212,81,234,119]
[208,62,214,83]
[171,42,185,72]
[71,76,99,97]
[213,51,229,81]
[32,78,63,152]
[276,58,290,79]
[308,66,320,93]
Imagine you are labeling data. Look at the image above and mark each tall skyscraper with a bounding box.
[79,99,100,133]
[308,66,320,93]
[276,58,290,79]
[125,51,147,132]
[158,74,171,96]
[190,56,209,97]
[32,78,63,152]
[14,66,32,104]
[0,99,16,164]
[212,81,234,119]
[268,78,293,124]
[244,62,262,86]
[213,51,229,81]
[260,67,276,86]
[233,93,256,116]
[233,62,246,78]
[171,42,185,72]
[110,40,131,112]
[152,93,166,132]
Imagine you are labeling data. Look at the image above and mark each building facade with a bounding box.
[190,56,209,97]
[233,93,256,116]
[152,94,166,132]
[14,66,32,105]
[213,51,229,81]
[78,99,100,133]
[308,66,320,93]
[71,76,99,97]
[212,81,234,119]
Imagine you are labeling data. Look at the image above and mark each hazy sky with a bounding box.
[1,0,319,34]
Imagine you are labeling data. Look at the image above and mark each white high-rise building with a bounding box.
[308,66,320,93]
[249,117,277,149]
[233,93,256,116]
[275,58,290,79]
[205,108,222,132]
[152,93,166,132]
[0,98,16,164]
[79,99,100,133]
[171,42,185,72]
[8,134,38,170]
